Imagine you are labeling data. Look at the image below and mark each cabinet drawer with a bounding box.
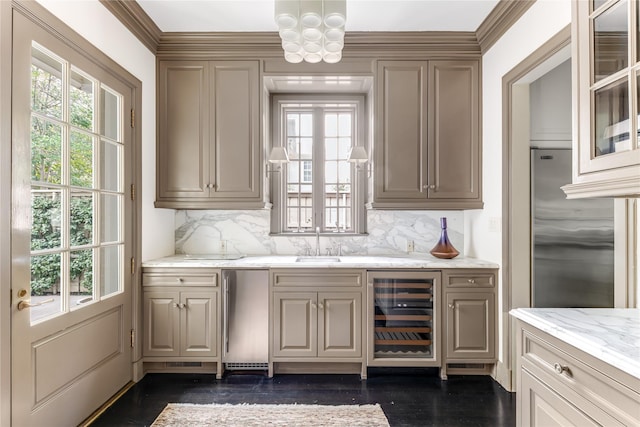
[522,329,640,426]
[143,269,218,287]
[271,269,363,288]
[444,270,495,288]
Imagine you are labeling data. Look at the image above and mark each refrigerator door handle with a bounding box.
[223,273,230,355]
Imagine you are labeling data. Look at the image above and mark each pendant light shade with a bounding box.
[275,0,346,64]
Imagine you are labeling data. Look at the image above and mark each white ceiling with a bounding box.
[137,0,501,33]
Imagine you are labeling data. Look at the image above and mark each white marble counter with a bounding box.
[142,254,499,270]
[510,308,640,380]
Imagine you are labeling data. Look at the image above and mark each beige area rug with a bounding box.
[151,403,390,427]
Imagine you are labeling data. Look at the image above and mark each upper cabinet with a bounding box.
[156,60,263,209]
[371,60,482,209]
[564,0,640,198]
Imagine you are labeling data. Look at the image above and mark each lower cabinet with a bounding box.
[441,269,497,378]
[273,291,362,359]
[270,269,365,377]
[142,267,222,377]
[515,320,640,426]
[143,289,218,358]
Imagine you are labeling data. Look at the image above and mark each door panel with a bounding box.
[446,292,495,359]
[143,291,179,357]
[273,292,316,357]
[11,10,134,426]
[181,291,217,357]
[318,292,361,358]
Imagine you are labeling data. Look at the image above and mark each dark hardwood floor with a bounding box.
[89,368,515,427]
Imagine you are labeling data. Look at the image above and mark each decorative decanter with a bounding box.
[430,217,459,259]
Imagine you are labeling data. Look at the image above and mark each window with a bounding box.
[29,43,125,322]
[271,95,366,234]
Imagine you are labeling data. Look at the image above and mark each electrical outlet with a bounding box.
[220,240,227,254]
[489,217,501,233]
[407,240,415,253]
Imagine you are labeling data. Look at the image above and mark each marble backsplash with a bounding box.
[175,210,463,257]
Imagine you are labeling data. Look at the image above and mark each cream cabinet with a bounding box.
[441,269,497,378]
[270,269,365,377]
[272,291,362,359]
[155,60,263,209]
[371,60,482,209]
[564,0,640,198]
[142,267,222,377]
[515,319,640,426]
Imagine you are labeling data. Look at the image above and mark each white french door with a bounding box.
[11,11,134,426]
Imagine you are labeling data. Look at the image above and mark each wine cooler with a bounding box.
[367,271,441,366]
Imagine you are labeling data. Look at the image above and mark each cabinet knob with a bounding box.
[173,302,180,308]
[311,302,317,309]
[179,303,186,309]
[468,279,476,284]
[553,363,569,375]
[448,303,455,309]
[423,184,436,190]
[176,278,183,283]
[318,302,324,310]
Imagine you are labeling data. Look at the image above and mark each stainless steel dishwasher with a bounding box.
[222,270,269,370]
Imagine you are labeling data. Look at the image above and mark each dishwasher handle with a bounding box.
[223,272,230,355]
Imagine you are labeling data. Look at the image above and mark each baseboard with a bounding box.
[493,360,513,391]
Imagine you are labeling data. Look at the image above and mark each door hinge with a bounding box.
[130,183,135,201]
[130,329,135,348]
[130,257,135,275]
[130,109,135,128]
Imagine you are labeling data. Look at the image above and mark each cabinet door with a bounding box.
[445,291,495,359]
[180,291,218,357]
[566,1,640,198]
[374,61,429,202]
[428,61,481,206]
[318,292,361,358]
[157,61,210,202]
[273,292,317,357]
[143,290,180,357]
[210,61,261,201]
[519,369,600,427]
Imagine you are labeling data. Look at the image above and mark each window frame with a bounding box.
[270,94,367,235]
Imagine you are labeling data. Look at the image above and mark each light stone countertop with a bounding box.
[510,308,640,380]
[142,254,499,269]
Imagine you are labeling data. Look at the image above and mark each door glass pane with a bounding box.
[100,194,121,243]
[70,68,93,130]
[101,139,121,192]
[31,46,62,119]
[594,77,629,156]
[100,86,119,140]
[30,253,62,322]
[70,190,93,247]
[100,245,121,297]
[593,0,628,82]
[31,117,62,185]
[70,249,94,306]
[372,276,435,360]
[593,0,608,11]
[31,188,62,251]
[70,131,94,188]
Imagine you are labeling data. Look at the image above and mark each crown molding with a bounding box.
[155,31,481,59]
[102,0,534,58]
[476,0,536,54]
[99,0,161,53]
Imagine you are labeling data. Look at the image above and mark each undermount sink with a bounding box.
[295,256,341,263]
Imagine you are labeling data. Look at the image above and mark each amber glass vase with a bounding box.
[430,217,459,259]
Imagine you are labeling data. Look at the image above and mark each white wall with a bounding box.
[36,0,174,261]
[467,0,571,385]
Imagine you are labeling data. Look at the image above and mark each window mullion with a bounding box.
[313,107,324,232]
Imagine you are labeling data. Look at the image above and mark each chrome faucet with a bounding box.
[315,227,320,256]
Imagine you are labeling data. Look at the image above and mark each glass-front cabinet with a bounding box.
[367,271,441,367]
[566,0,640,198]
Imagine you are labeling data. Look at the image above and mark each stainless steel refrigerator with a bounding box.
[531,148,614,307]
